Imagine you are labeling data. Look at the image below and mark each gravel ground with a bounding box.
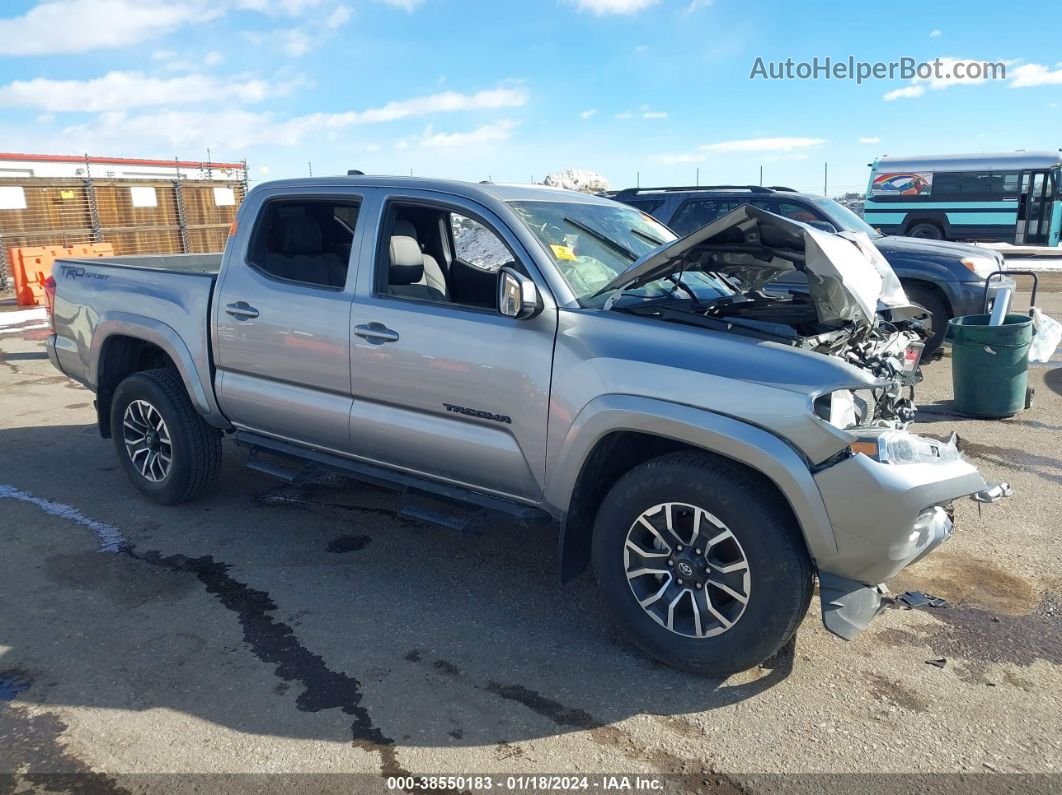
[0,282,1059,793]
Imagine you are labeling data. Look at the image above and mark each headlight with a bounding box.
[813,388,877,429]
[850,430,961,464]
[960,256,1001,280]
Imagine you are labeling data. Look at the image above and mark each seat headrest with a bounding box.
[389,220,423,285]
[280,215,323,255]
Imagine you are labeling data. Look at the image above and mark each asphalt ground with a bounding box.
[0,279,1059,794]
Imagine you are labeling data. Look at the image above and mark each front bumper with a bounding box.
[952,275,1015,318]
[811,434,1007,639]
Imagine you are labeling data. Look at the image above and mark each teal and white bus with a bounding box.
[863,151,1061,246]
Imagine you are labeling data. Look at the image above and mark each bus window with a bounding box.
[999,173,1019,194]
[961,173,994,193]
[931,172,961,195]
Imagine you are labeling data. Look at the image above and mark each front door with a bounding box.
[1016,170,1054,246]
[348,193,556,501]
[213,190,365,452]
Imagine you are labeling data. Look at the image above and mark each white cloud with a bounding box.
[614,111,633,119]
[0,0,219,55]
[1009,63,1062,87]
[234,0,325,14]
[417,120,516,148]
[38,86,528,153]
[929,29,941,38]
[570,0,659,15]
[883,85,926,101]
[258,164,270,175]
[685,0,712,11]
[700,136,826,153]
[0,0,349,55]
[642,110,667,119]
[280,29,312,56]
[634,44,649,53]
[374,0,424,9]
[0,71,290,111]
[323,87,527,124]
[882,56,1013,100]
[858,136,880,144]
[326,4,351,28]
[579,109,598,119]
[653,136,826,165]
[204,50,225,66]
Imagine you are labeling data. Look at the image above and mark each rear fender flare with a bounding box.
[90,313,228,428]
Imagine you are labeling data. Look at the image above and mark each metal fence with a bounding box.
[0,169,247,290]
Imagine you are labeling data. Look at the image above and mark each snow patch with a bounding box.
[0,484,127,553]
[0,308,47,328]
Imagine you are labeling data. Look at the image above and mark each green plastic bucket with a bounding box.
[947,313,1034,418]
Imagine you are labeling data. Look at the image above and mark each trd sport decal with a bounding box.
[443,403,512,424]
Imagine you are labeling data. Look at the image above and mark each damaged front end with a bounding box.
[593,205,1011,640]
[596,204,931,428]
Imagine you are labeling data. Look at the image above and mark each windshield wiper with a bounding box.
[630,227,665,247]
[563,217,638,261]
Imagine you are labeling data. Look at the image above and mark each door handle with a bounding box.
[354,322,399,343]
[225,301,259,320]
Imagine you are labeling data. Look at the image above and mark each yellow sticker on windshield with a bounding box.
[550,244,576,261]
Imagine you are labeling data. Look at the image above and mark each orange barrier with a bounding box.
[8,243,114,306]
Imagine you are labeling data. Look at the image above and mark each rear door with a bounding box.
[348,191,557,501]
[212,187,366,452]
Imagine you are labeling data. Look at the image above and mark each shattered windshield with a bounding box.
[509,200,676,300]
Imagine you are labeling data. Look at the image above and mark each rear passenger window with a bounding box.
[247,199,358,289]
[450,213,512,272]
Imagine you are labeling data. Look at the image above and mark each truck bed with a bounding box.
[49,254,221,417]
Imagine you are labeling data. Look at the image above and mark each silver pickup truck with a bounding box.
[45,176,1008,674]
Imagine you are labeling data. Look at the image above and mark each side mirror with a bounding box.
[808,220,838,233]
[498,266,540,319]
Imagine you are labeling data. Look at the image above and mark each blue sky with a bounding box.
[0,0,1060,194]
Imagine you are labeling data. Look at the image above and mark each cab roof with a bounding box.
[252,175,619,208]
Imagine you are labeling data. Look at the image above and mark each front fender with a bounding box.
[91,313,228,428]
[545,395,838,569]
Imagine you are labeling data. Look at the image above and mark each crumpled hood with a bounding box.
[596,204,910,327]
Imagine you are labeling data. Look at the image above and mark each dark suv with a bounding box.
[612,185,1010,354]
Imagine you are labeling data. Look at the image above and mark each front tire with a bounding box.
[591,452,813,675]
[903,282,951,357]
[110,368,222,505]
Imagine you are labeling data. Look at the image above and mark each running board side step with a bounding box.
[234,431,553,531]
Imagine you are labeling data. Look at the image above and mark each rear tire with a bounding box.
[907,222,943,240]
[591,452,813,675]
[903,282,950,357]
[110,368,222,505]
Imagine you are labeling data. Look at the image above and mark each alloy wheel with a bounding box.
[623,502,751,638]
[122,399,173,483]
